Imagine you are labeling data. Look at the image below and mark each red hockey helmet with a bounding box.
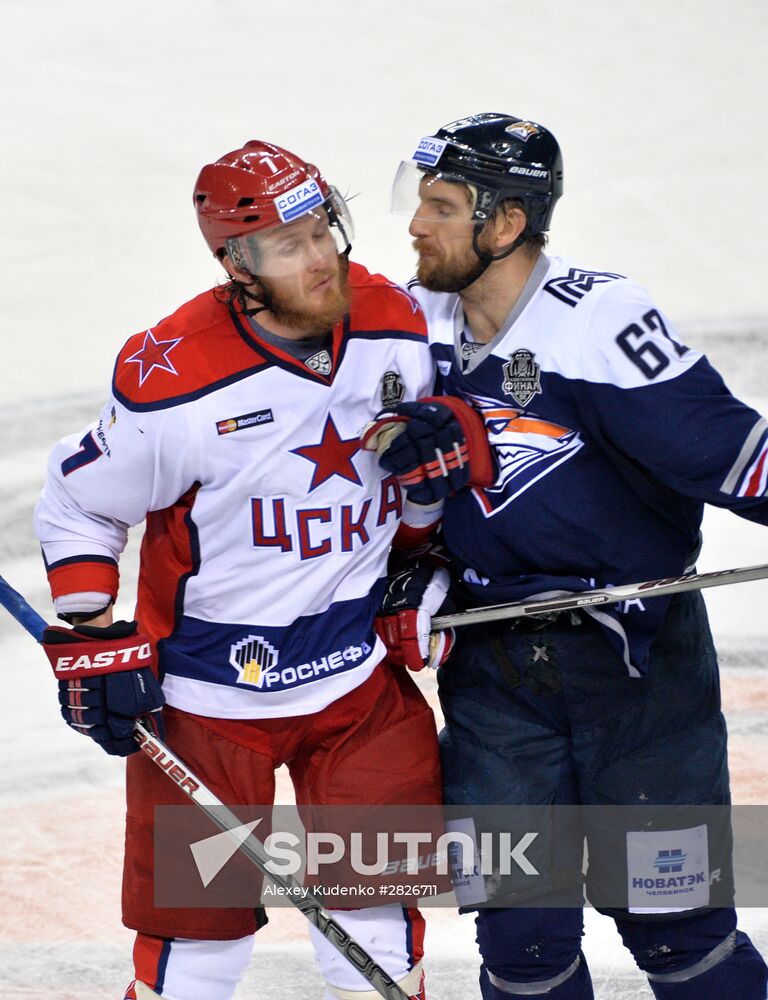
[194,141,353,272]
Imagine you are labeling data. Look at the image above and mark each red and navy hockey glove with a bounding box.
[43,620,165,756]
[375,560,456,672]
[361,396,494,504]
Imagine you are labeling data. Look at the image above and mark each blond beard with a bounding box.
[259,255,351,335]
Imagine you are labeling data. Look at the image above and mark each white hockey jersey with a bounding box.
[35,263,435,717]
[410,255,768,672]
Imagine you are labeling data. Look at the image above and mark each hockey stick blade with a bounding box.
[0,574,410,1000]
[431,561,768,630]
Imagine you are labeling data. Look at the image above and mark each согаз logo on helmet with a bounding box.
[413,137,447,167]
[275,179,324,222]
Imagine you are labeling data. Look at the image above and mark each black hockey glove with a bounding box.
[361,396,494,504]
[43,620,165,756]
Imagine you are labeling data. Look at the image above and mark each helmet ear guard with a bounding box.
[471,205,528,267]
[224,239,249,272]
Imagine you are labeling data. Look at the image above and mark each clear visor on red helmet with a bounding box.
[225,186,353,277]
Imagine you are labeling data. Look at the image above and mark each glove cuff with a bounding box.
[44,624,153,680]
[419,396,494,487]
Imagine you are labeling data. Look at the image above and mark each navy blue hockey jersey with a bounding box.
[410,256,768,672]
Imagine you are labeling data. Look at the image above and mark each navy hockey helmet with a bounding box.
[394,112,563,236]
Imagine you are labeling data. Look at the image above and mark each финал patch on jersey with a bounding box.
[216,409,274,435]
[502,349,542,407]
[381,370,405,407]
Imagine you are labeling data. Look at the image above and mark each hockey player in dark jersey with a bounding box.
[365,114,768,998]
[34,141,444,1000]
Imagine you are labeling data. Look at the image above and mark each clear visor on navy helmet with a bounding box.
[391,136,479,224]
[225,186,353,277]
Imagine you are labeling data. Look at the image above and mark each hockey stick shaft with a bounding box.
[431,561,768,630]
[0,575,409,1000]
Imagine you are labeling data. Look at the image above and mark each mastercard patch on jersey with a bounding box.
[216,409,274,435]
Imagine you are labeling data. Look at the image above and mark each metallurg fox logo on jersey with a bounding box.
[469,393,584,517]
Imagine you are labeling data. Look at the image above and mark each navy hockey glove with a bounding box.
[375,560,456,671]
[43,620,165,756]
[361,396,494,504]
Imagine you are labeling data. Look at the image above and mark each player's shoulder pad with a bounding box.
[539,258,632,312]
[404,277,459,346]
[570,270,702,387]
[345,261,427,340]
[112,288,269,411]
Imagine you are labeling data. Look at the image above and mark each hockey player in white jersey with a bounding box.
[34,140,444,1000]
[366,113,768,998]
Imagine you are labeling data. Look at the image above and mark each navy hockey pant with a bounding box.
[437,591,767,997]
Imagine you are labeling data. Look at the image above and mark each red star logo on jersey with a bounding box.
[292,415,362,491]
[125,329,182,386]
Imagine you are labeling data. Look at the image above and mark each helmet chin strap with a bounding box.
[457,225,527,291]
[236,276,271,317]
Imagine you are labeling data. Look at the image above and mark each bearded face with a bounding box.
[256,253,350,335]
[408,176,487,293]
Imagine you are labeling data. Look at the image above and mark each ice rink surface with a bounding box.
[1,1,767,996]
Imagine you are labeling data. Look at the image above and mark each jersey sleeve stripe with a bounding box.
[47,559,120,600]
[743,446,768,497]
[44,553,119,570]
[720,417,768,494]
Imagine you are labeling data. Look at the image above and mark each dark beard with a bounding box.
[258,255,351,335]
[415,244,488,294]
